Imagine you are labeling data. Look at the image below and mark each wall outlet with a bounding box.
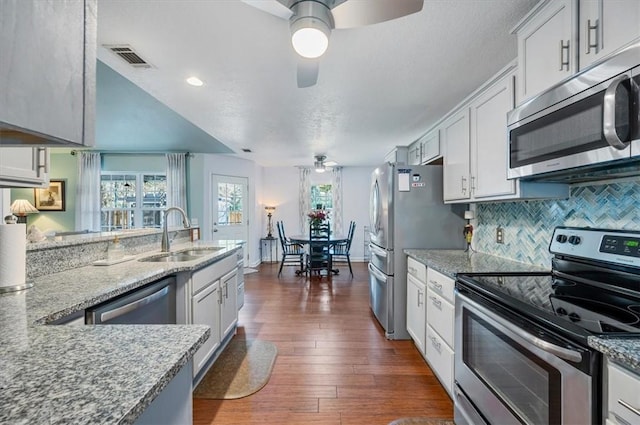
[496,227,504,244]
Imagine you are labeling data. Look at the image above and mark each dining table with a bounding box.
[288,234,349,275]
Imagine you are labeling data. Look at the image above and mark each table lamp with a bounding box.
[265,206,276,238]
[10,199,39,224]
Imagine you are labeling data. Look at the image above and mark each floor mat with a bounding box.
[193,337,277,399]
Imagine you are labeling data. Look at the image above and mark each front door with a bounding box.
[211,174,248,262]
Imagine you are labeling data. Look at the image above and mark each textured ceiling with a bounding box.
[96,0,538,167]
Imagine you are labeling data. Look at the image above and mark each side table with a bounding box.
[260,237,278,263]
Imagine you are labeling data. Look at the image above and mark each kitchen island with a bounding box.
[0,237,242,424]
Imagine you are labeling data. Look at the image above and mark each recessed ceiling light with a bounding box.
[186,76,203,87]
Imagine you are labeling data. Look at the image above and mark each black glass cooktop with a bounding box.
[457,272,640,340]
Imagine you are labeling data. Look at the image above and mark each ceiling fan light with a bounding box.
[314,162,326,173]
[291,25,329,58]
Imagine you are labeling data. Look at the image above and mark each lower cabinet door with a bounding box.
[426,325,454,398]
[192,282,221,377]
[406,273,426,355]
[220,268,238,338]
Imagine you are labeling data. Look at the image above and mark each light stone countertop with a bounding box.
[404,249,640,376]
[0,240,242,425]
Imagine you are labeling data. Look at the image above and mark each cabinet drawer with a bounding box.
[426,325,454,397]
[192,255,237,294]
[427,268,455,304]
[407,257,427,282]
[426,288,454,347]
[608,361,640,425]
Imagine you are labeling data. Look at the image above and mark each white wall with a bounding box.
[261,166,372,261]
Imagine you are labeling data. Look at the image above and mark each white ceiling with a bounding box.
[96,0,538,168]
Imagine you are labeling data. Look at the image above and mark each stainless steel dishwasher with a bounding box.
[86,276,176,324]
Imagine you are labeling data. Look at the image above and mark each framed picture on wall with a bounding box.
[34,180,66,211]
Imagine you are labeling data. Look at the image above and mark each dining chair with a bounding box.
[277,221,304,277]
[331,221,356,276]
[307,221,332,277]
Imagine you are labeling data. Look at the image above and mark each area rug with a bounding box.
[388,419,454,425]
[243,267,258,274]
[193,337,277,399]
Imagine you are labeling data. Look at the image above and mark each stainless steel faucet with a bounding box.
[161,207,191,252]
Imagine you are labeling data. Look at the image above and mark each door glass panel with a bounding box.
[463,310,561,424]
[217,182,243,226]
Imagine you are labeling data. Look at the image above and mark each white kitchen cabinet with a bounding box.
[192,280,221,376]
[0,147,49,188]
[605,359,640,425]
[424,267,455,398]
[190,253,239,378]
[0,0,96,147]
[579,0,640,69]
[408,140,422,166]
[420,130,440,164]
[406,258,427,355]
[220,268,238,337]
[512,0,578,103]
[470,70,516,199]
[442,109,470,202]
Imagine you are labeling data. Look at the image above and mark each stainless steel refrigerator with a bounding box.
[368,163,465,339]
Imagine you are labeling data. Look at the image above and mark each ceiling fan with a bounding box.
[314,154,338,172]
[242,0,424,88]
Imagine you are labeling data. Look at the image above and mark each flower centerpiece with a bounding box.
[308,209,329,227]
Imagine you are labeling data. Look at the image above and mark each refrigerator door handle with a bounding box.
[369,243,388,259]
[368,262,388,282]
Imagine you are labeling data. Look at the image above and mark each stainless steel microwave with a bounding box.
[507,41,640,180]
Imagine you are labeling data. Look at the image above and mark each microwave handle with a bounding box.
[603,74,630,150]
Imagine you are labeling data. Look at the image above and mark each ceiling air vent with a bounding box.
[103,45,152,68]
[241,148,252,153]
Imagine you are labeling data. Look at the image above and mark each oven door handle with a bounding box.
[460,293,583,363]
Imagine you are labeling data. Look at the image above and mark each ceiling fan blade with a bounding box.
[241,0,293,19]
[331,0,423,29]
[297,57,319,88]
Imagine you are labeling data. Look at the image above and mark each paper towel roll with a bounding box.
[0,224,26,289]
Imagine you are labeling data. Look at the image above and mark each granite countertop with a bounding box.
[0,240,242,425]
[405,249,640,374]
[404,249,548,278]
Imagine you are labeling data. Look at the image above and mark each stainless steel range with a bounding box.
[454,226,640,425]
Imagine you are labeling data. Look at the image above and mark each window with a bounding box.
[311,184,333,210]
[100,173,166,231]
[216,181,244,226]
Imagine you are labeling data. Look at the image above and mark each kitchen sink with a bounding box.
[179,247,224,256]
[139,253,200,262]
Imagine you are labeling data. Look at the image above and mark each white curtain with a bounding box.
[331,167,343,236]
[165,153,188,227]
[75,152,102,231]
[298,167,311,234]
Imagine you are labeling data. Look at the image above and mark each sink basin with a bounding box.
[139,253,200,262]
[179,247,224,256]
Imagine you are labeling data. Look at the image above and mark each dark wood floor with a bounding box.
[193,261,453,425]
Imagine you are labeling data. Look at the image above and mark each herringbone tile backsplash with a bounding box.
[475,180,640,268]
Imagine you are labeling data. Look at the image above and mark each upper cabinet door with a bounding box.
[515,0,578,103]
[0,0,96,147]
[470,71,516,199]
[442,109,470,202]
[0,147,49,188]
[420,130,440,164]
[579,0,640,69]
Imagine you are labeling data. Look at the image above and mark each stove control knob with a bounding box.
[556,307,567,316]
[568,312,581,322]
[568,236,582,245]
[556,234,568,243]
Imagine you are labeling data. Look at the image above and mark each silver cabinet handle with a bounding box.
[470,175,476,194]
[559,40,570,71]
[618,399,640,417]
[417,290,423,307]
[585,19,598,54]
[461,176,467,194]
[458,293,583,363]
[429,335,441,351]
[603,74,630,150]
[429,280,443,293]
[100,285,169,322]
[430,296,442,308]
[408,266,417,275]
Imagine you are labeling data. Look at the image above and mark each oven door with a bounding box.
[454,290,594,425]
